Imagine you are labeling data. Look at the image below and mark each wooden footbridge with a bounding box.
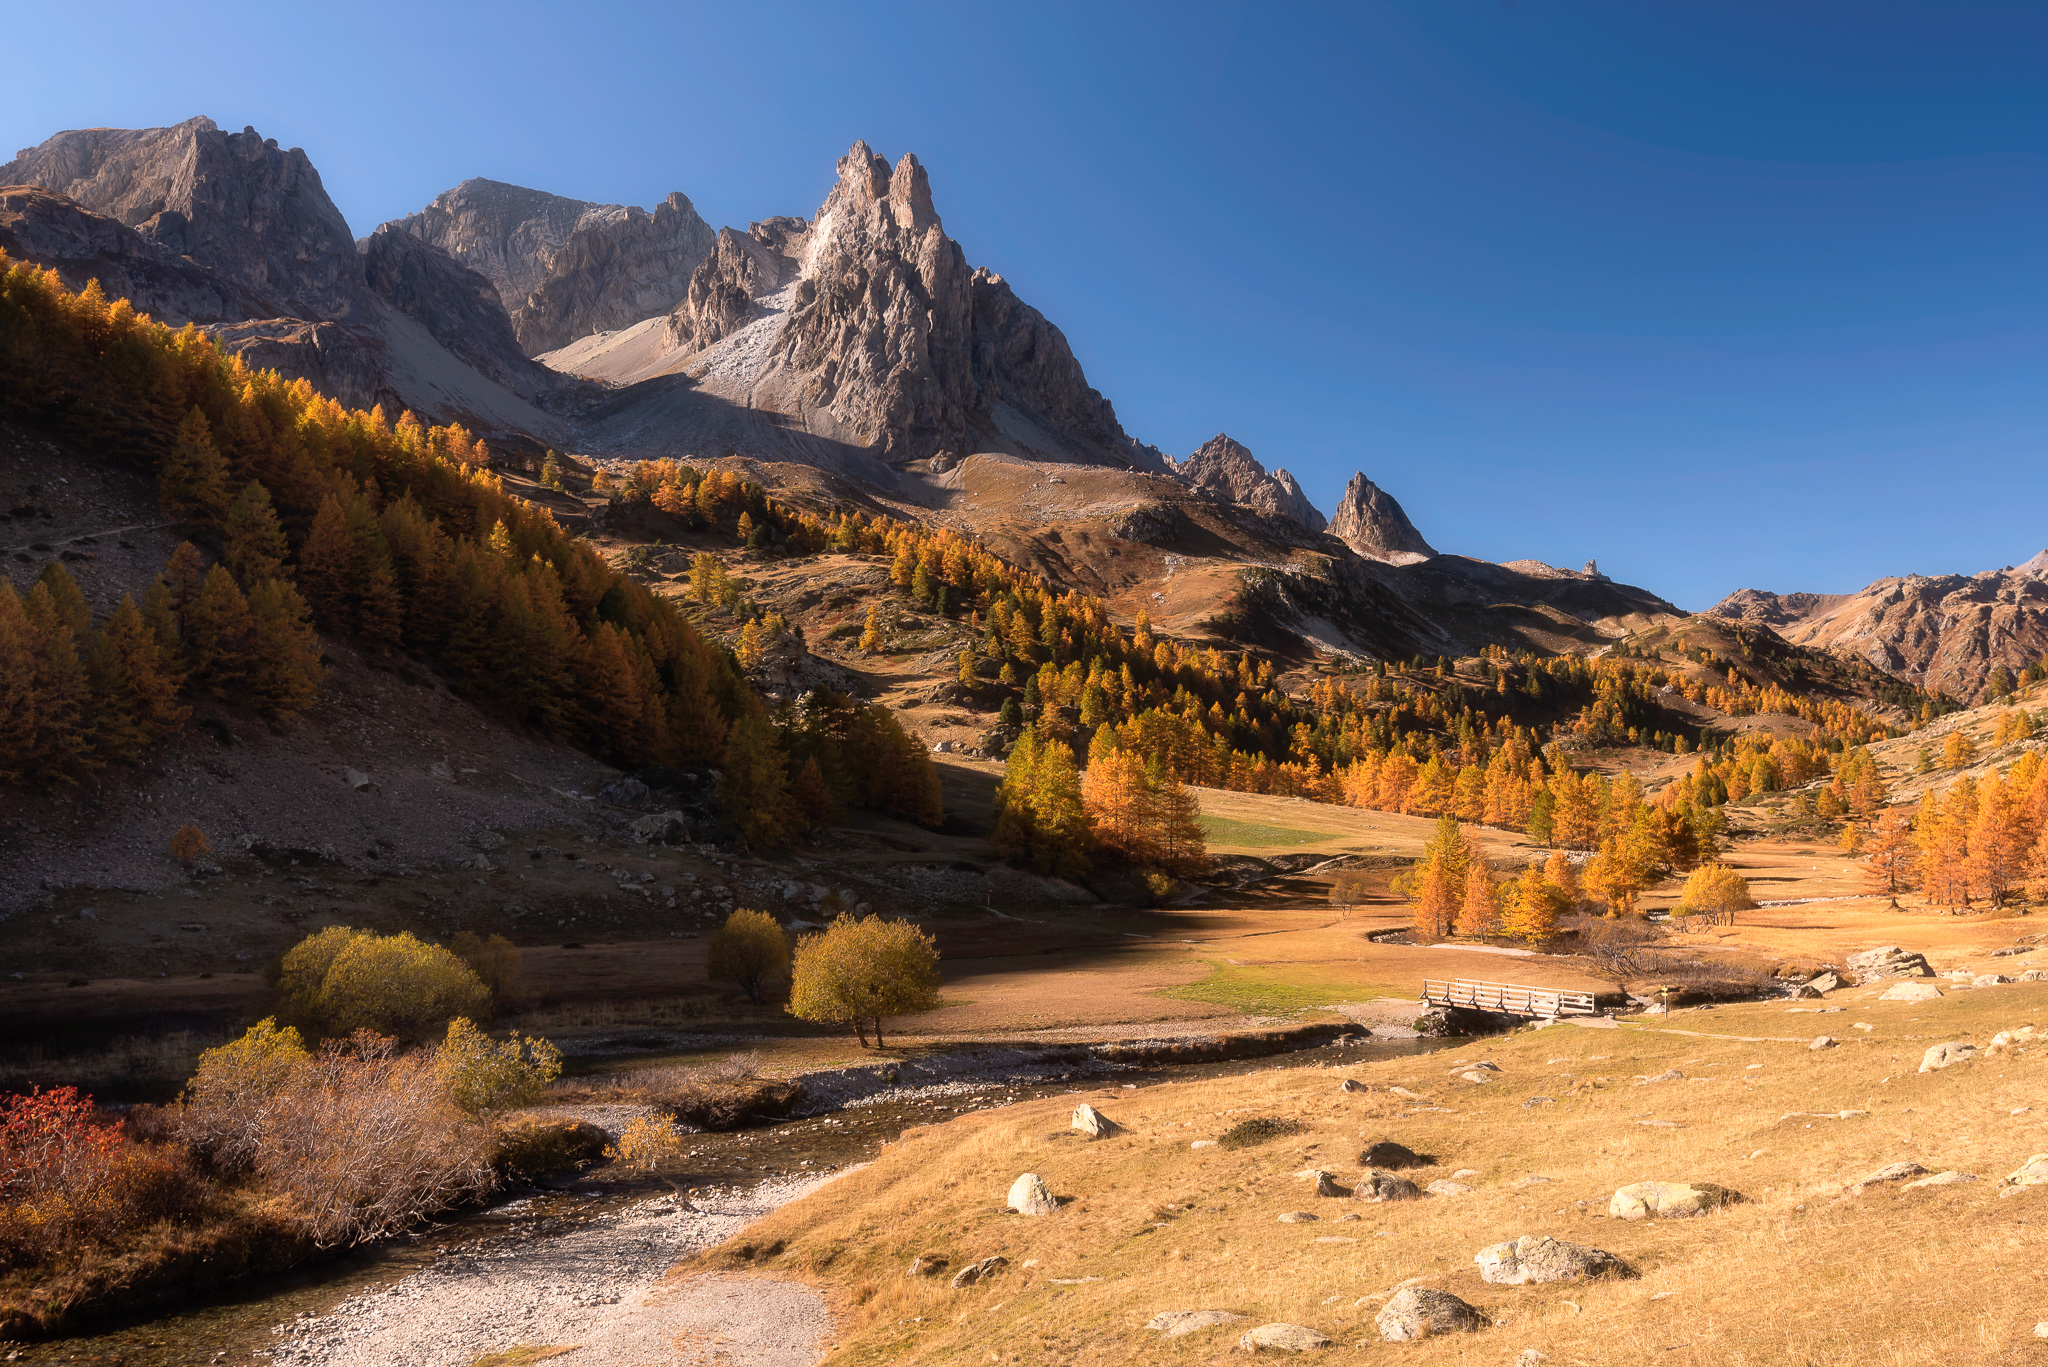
[1421,978,1600,1019]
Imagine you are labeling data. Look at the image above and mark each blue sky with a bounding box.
[5,2,2043,609]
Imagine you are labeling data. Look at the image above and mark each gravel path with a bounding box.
[266,1175,838,1367]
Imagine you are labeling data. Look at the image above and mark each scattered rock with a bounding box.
[1900,1171,1978,1189]
[1339,1079,1367,1094]
[1008,1173,1057,1215]
[1458,1070,1497,1085]
[342,767,372,791]
[949,1255,1007,1288]
[1848,946,1933,978]
[905,1254,947,1278]
[1426,1179,1471,1196]
[2019,970,2048,983]
[1238,1322,1332,1352]
[1609,1181,1740,1220]
[1919,1042,1977,1073]
[2002,1154,2048,1190]
[1277,1211,1320,1223]
[1807,971,1842,993]
[1148,1310,1247,1339]
[1359,1141,1426,1169]
[1638,1069,1684,1084]
[1973,974,2011,987]
[596,777,652,809]
[1191,1140,1219,1150]
[1514,1352,1549,1367]
[1810,1036,1838,1050]
[1353,1170,1423,1203]
[1374,1287,1489,1341]
[1303,1171,1346,1199]
[1879,981,1943,1002]
[1847,1162,1929,1195]
[1522,1096,1555,1109]
[1475,1234,1632,1285]
[1071,1104,1125,1140]
[628,811,690,846]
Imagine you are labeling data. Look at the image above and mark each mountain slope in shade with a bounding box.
[1707,553,2048,701]
[2,118,571,439]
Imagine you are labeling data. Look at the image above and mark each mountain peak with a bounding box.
[1328,473,1434,564]
[1175,434,1326,532]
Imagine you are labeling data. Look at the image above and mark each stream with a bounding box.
[5,1035,1467,1366]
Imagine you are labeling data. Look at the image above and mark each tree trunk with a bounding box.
[872,1017,885,1049]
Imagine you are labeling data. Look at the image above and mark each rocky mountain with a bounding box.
[381,179,715,355]
[1172,434,1326,532]
[2,117,569,438]
[1328,472,1436,564]
[1707,555,2048,701]
[553,141,1154,477]
[2,117,367,322]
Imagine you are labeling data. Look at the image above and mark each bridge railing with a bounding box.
[1420,978,1599,1018]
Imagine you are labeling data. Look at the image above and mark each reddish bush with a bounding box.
[0,1086,126,1267]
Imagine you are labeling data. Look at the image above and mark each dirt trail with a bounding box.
[267,1175,841,1367]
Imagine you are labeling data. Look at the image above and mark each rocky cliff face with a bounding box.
[1173,434,1327,531]
[1328,473,1435,564]
[0,186,279,325]
[1707,558,2048,701]
[359,225,555,400]
[2,117,367,322]
[664,220,804,352]
[385,180,714,355]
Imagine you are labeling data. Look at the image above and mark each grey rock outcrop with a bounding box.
[1007,1172,1057,1215]
[1847,946,1933,979]
[205,317,397,413]
[1173,434,1326,532]
[1608,1181,1739,1220]
[1473,1235,1631,1284]
[1237,1323,1331,1352]
[1920,1042,1977,1073]
[665,221,804,352]
[1147,1310,1246,1339]
[359,224,557,400]
[948,1254,1007,1288]
[3,116,366,321]
[1374,1287,1488,1342]
[1352,1169,1423,1203]
[1070,1104,1125,1139]
[2003,1154,2048,1190]
[1328,473,1435,564]
[383,178,716,355]
[0,185,279,325]
[1846,1161,1928,1195]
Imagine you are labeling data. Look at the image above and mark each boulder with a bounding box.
[1900,1171,1978,1189]
[1973,974,2010,986]
[1846,1161,1928,1195]
[1785,983,1822,1000]
[1353,1170,1423,1203]
[905,1254,947,1278]
[596,777,652,809]
[949,1255,1007,1288]
[1359,1140,1427,1169]
[1808,971,1842,994]
[1339,1078,1367,1094]
[343,767,372,791]
[1810,1036,1838,1050]
[1608,1181,1740,1220]
[1879,981,1943,1002]
[629,810,690,845]
[1374,1287,1489,1342]
[1919,1042,1977,1073]
[1238,1323,1332,1352]
[1306,1171,1346,1198]
[1847,946,1933,978]
[1475,1235,1632,1285]
[1071,1104,1125,1139]
[1147,1310,1247,1339]
[1008,1173,1057,1215]
[2020,970,2048,983]
[2002,1154,2048,1190]
[1191,1139,1219,1150]
[1276,1211,1320,1223]
[1426,1179,1472,1196]
[1457,1070,1497,1085]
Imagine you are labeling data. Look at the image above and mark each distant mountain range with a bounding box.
[20,114,2036,696]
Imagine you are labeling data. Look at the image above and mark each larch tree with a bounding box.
[243,579,324,722]
[1862,806,1917,906]
[159,408,230,526]
[222,481,289,585]
[184,565,255,698]
[1966,779,2026,907]
[1455,859,1501,936]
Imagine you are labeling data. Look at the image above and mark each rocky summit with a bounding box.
[1174,434,1327,532]
[1328,471,1436,564]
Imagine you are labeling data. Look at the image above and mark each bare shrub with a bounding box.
[1218,1116,1307,1150]
[1328,870,1373,906]
[436,1019,561,1113]
[251,1033,493,1247]
[1571,915,1664,976]
[179,1017,310,1175]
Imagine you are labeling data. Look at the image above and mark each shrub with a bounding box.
[706,908,792,1004]
[169,824,210,863]
[436,1018,562,1113]
[0,1086,134,1268]
[180,1017,310,1174]
[274,927,491,1040]
[787,914,943,1048]
[606,1114,688,1193]
[1328,870,1373,906]
[250,1032,493,1247]
[489,1118,607,1182]
[449,931,524,1007]
[1217,1116,1307,1150]
[1676,864,1756,926]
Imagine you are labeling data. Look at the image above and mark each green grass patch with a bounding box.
[1157,960,1400,1016]
[1196,814,1334,849]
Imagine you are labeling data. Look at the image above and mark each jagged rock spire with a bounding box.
[1329,473,1434,564]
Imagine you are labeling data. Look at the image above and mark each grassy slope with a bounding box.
[682,983,2047,1365]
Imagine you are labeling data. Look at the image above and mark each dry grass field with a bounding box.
[685,981,2048,1365]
